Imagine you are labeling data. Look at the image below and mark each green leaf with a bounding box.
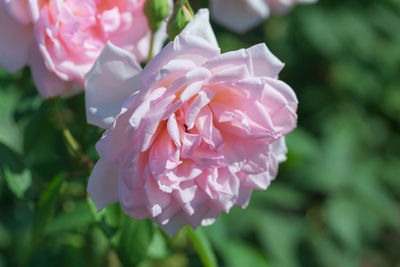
[285,128,319,164]
[0,89,23,153]
[32,175,64,243]
[3,168,31,199]
[117,217,154,266]
[45,201,93,235]
[104,203,123,228]
[252,184,307,210]
[0,222,11,249]
[311,235,358,267]
[147,229,169,259]
[86,196,103,222]
[253,211,302,267]
[324,196,360,249]
[186,226,218,267]
[219,240,268,267]
[0,142,24,172]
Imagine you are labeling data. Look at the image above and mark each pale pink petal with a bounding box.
[128,87,168,129]
[246,43,284,78]
[209,64,250,83]
[235,187,253,208]
[143,173,172,217]
[205,44,284,78]
[28,44,73,98]
[167,114,181,148]
[180,8,218,47]
[119,179,149,220]
[159,211,188,237]
[138,94,176,152]
[270,0,318,14]
[194,105,223,149]
[210,0,270,33]
[3,0,31,25]
[28,0,40,21]
[271,137,288,163]
[100,7,121,35]
[96,108,136,163]
[244,171,272,190]
[141,35,220,83]
[203,49,251,74]
[210,0,317,33]
[266,137,287,180]
[0,7,33,72]
[185,89,215,130]
[261,80,298,135]
[166,67,211,99]
[145,59,197,90]
[87,158,119,211]
[85,42,142,128]
[262,77,298,110]
[172,180,208,216]
[155,200,181,226]
[180,132,203,159]
[149,130,180,178]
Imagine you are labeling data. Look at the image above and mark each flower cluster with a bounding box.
[210,0,317,33]
[0,0,165,98]
[86,9,297,236]
[0,0,313,236]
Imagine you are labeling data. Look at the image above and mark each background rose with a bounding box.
[2,0,399,265]
[86,9,298,236]
[210,0,317,33]
[0,0,34,73]
[0,0,167,98]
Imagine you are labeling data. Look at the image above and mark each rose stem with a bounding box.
[146,32,156,65]
[51,98,94,169]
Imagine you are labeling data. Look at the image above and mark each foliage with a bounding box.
[0,0,399,266]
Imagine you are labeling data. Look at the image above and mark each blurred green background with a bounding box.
[1,0,399,266]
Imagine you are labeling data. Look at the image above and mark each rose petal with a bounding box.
[87,158,119,211]
[29,44,73,98]
[180,8,218,47]
[0,7,33,72]
[204,44,284,78]
[210,0,269,33]
[246,43,284,78]
[85,42,143,128]
[3,0,32,25]
[143,172,172,217]
[185,89,215,130]
[141,36,219,84]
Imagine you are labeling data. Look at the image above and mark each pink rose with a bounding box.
[86,9,298,236]
[0,0,33,73]
[0,0,167,98]
[210,0,317,33]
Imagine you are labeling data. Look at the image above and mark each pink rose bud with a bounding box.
[144,0,170,32]
[167,0,194,40]
[210,0,318,33]
[0,0,168,98]
[85,9,298,237]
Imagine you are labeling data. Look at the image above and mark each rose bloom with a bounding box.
[86,9,298,236]
[210,0,317,33]
[0,0,166,98]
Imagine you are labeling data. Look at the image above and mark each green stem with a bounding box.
[184,0,194,16]
[186,226,218,267]
[146,32,156,65]
[51,99,94,169]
